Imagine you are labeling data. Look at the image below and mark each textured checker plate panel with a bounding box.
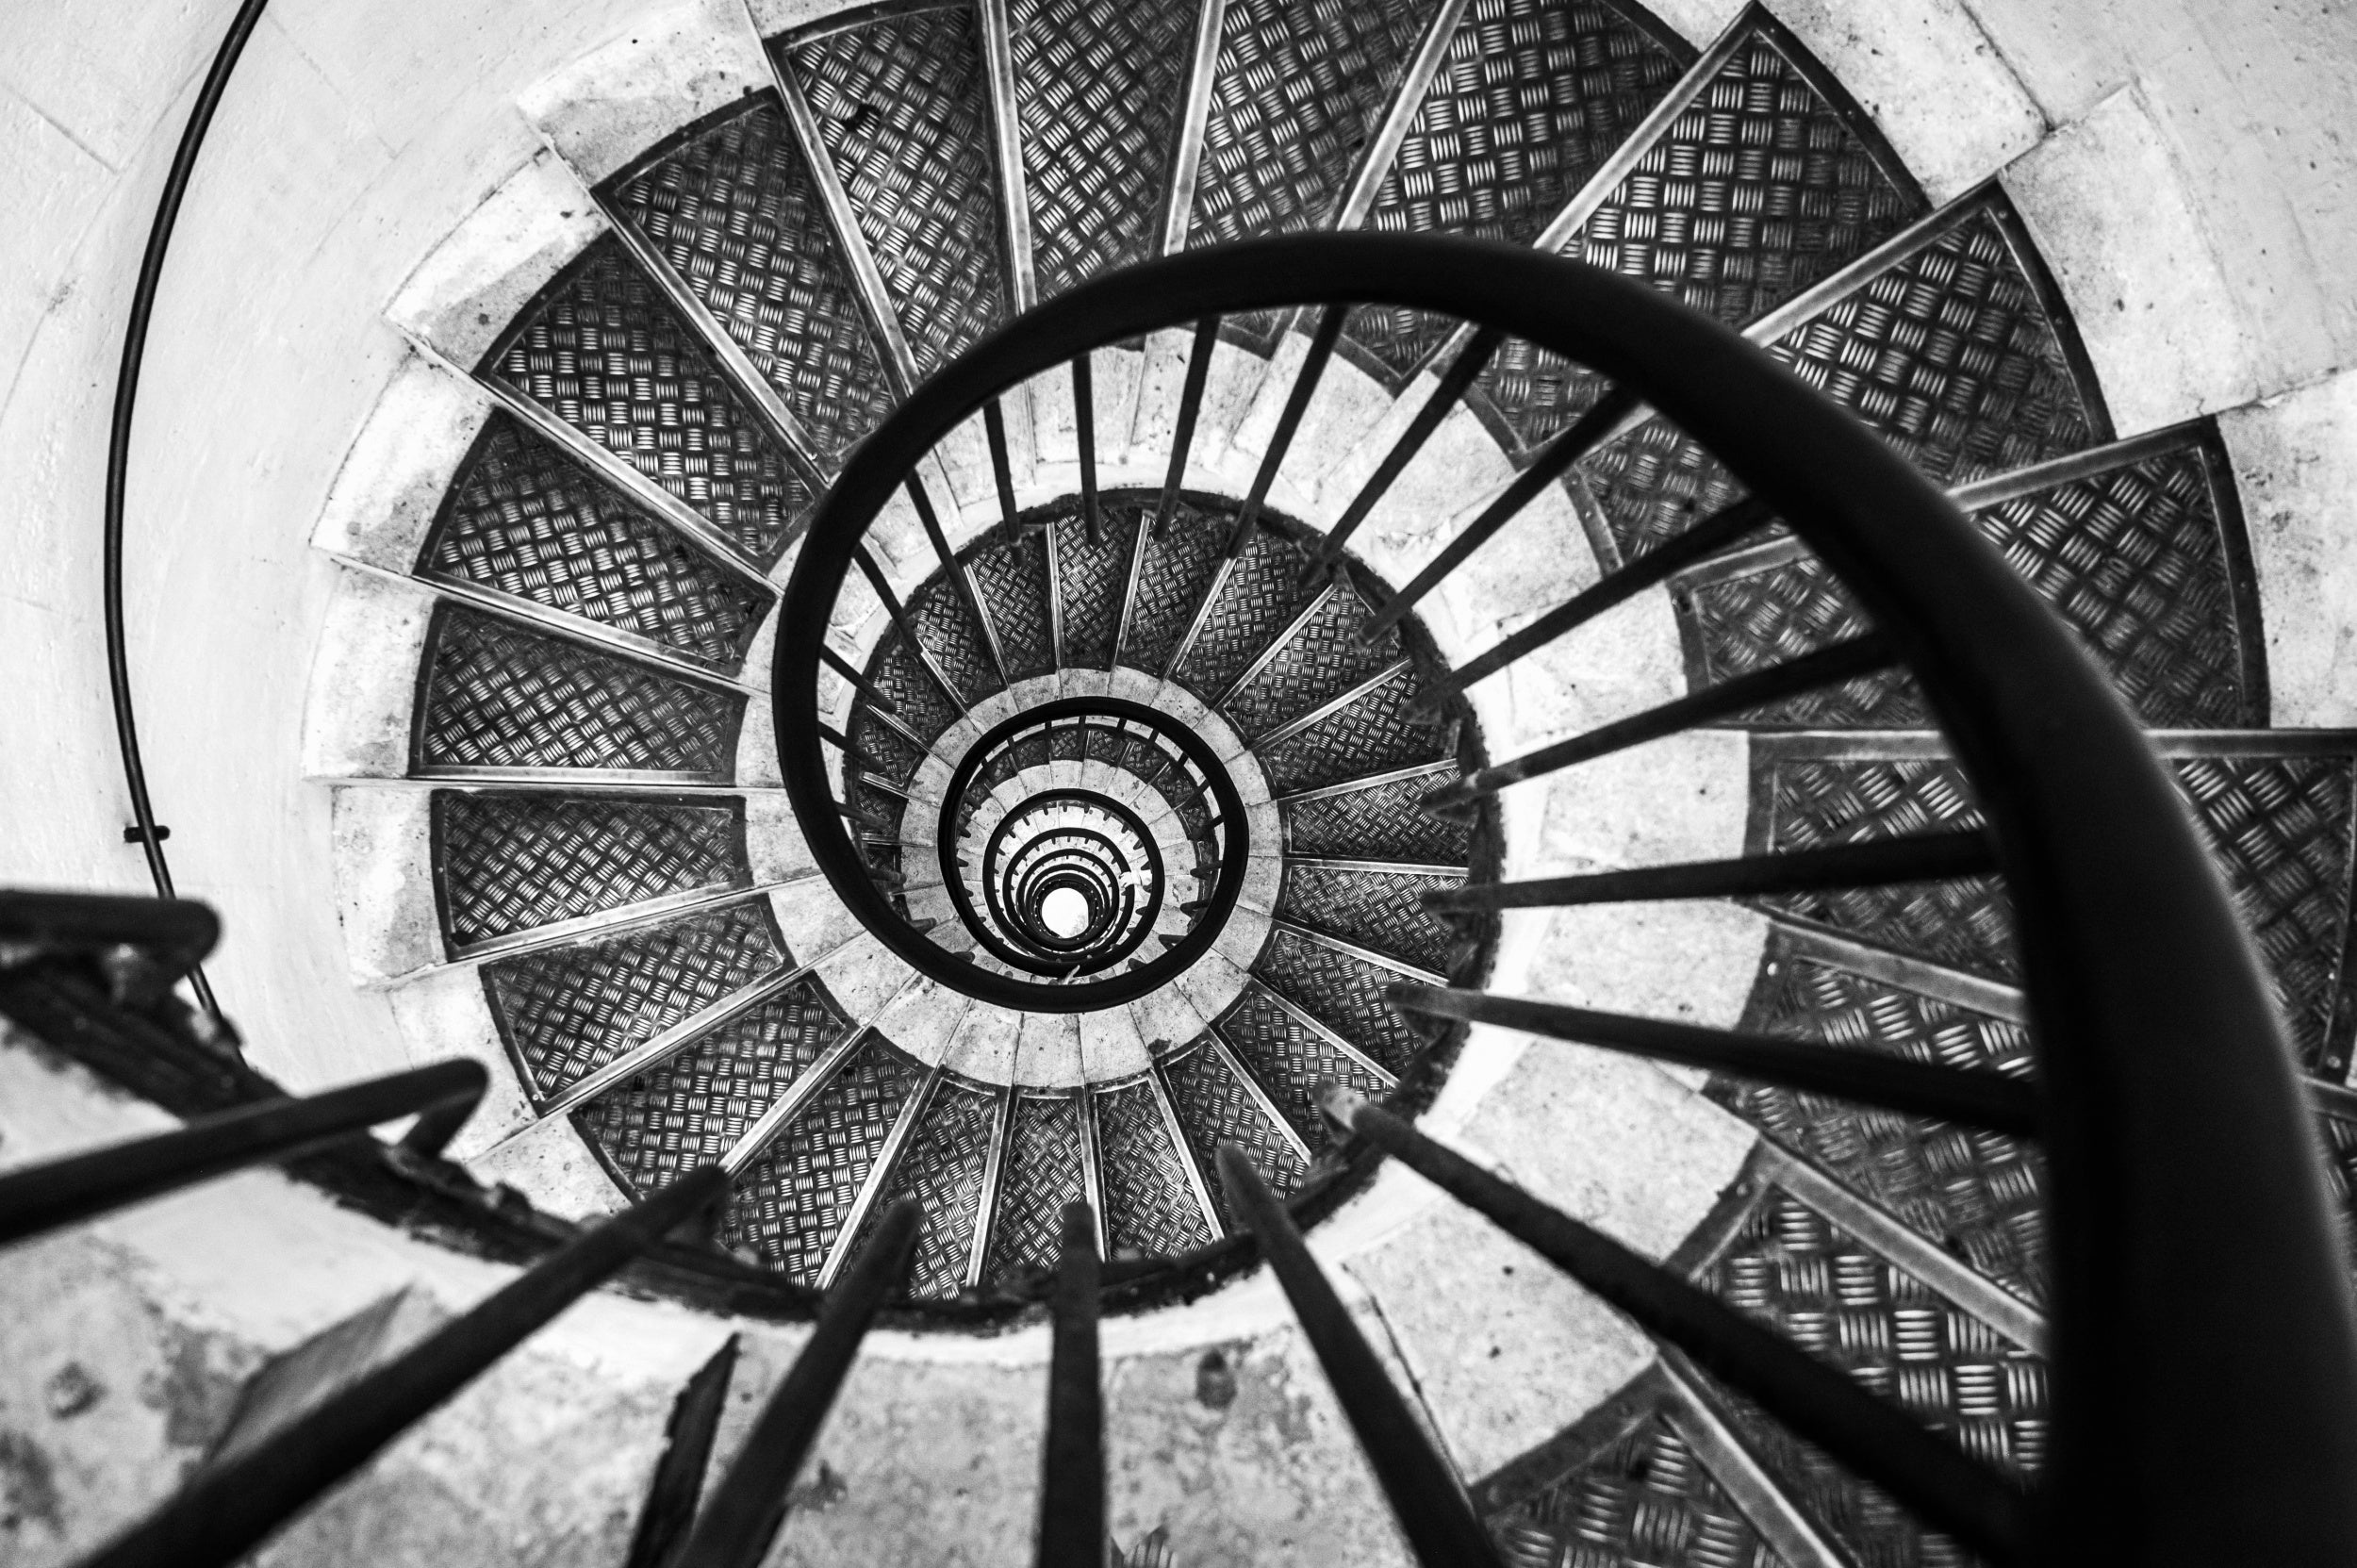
[788,6,1006,375]
[1489,1398,1789,1568]
[608,98,898,462]
[1259,663,1454,795]
[967,534,1058,679]
[1095,1081,1216,1259]
[1693,1186,2046,1566]
[436,792,747,949]
[1122,503,1228,674]
[1276,862,1464,974]
[1282,772,1472,863]
[1255,928,1428,1074]
[486,237,810,563]
[1583,195,2100,562]
[417,605,744,777]
[1013,0,1195,297]
[483,900,783,1098]
[426,415,767,668]
[580,976,849,1197]
[852,1076,998,1299]
[1222,576,1404,740]
[1057,500,1143,668]
[1161,1038,1307,1230]
[983,1091,1087,1287]
[1216,986,1391,1153]
[730,1034,923,1283]
[1174,530,1326,701]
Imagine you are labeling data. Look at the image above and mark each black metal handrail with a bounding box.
[775,232,2357,1564]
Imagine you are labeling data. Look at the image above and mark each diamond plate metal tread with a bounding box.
[1160,1035,1308,1229]
[982,1091,1088,1288]
[1012,0,1195,298]
[858,630,963,755]
[1254,927,1428,1074]
[1123,501,1229,674]
[1686,428,2262,730]
[1754,756,2016,981]
[1175,530,1326,700]
[1682,554,1926,729]
[1760,751,2357,1071]
[1056,500,1144,668]
[730,1032,926,1283]
[1222,575,1405,739]
[2177,753,2357,1077]
[605,96,898,463]
[1691,1185,2047,1566]
[849,1074,997,1299]
[785,5,1007,376]
[911,557,1013,701]
[1215,986,1390,1153]
[574,974,851,1199]
[433,792,748,949]
[1190,0,1442,250]
[965,536,1057,679]
[1717,943,2046,1304]
[1488,1395,1791,1568]
[1584,190,2103,562]
[482,235,812,564]
[1274,862,1465,975]
[1094,1080,1216,1259]
[1281,771,1474,863]
[415,604,744,778]
[1259,663,1454,796]
[422,413,769,668]
[1345,0,1690,386]
[482,900,784,1101]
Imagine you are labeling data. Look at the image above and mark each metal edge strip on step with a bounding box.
[964,1082,1020,1286]
[436,879,811,975]
[455,359,778,589]
[1750,729,2357,765]
[1162,556,1238,682]
[720,1023,877,1176]
[370,560,766,695]
[766,46,923,391]
[1076,1085,1111,1259]
[411,764,740,788]
[1272,759,1457,807]
[1146,1061,1226,1236]
[1329,0,1475,233]
[816,1063,943,1286]
[1045,513,1065,668]
[1155,0,1229,256]
[1772,920,2029,1027]
[327,777,783,799]
[975,0,1036,313]
[1283,854,1464,879]
[536,936,856,1119]
[1211,583,1340,710]
[1667,533,1814,593]
[1754,1141,2050,1354]
[597,194,832,477]
[1945,418,2220,512]
[1268,917,1446,986]
[1250,980,1397,1088]
[1655,1351,1852,1568]
[1110,503,1153,668]
[1736,182,1992,355]
[1248,658,1413,751]
[1202,1023,1314,1163]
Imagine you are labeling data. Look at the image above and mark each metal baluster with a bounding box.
[1036,1200,1104,1568]
[1073,355,1102,547]
[817,642,899,715]
[1216,1147,1506,1568]
[85,1165,732,1568]
[1410,497,1775,716]
[1317,1090,2031,1561]
[1360,386,1643,643]
[1424,831,1996,910]
[1225,305,1346,556]
[622,1335,740,1568]
[1426,633,1895,810]
[1384,984,2038,1133]
[852,542,968,705]
[1302,326,1505,586]
[816,720,897,780]
[0,1060,486,1247]
[904,475,1011,688]
[672,1199,921,1568]
[1153,318,1222,536]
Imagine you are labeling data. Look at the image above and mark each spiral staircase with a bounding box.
[8,0,2357,1565]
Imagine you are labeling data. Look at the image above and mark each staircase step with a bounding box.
[843,1072,1001,1298]
[1156,1035,1309,1230]
[1211,985,1391,1155]
[1256,662,1451,796]
[1278,766,1472,864]
[1220,576,1403,740]
[1119,501,1228,674]
[478,234,814,566]
[1092,1078,1218,1259]
[780,4,1008,377]
[1272,861,1464,976]
[728,1032,927,1282]
[1254,925,1433,1075]
[981,1089,1090,1287]
[604,94,898,464]
[1172,527,1325,699]
[414,604,745,782]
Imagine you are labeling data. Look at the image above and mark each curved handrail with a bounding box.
[103,0,277,1021]
[780,232,2357,1562]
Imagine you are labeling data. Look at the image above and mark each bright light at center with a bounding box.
[1040,885,1090,939]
